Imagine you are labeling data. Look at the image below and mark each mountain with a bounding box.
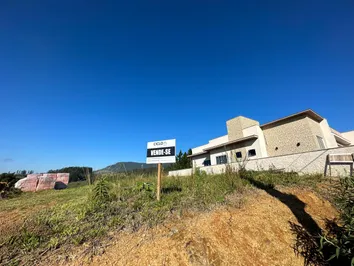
[96,162,158,173]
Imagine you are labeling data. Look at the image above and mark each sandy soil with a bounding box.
[58,187,337,266]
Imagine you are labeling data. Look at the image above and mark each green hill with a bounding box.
[96,162,157,173]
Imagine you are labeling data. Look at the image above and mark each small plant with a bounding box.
[92,177,111,204]
[20,230,40,251]
[319,176,354,265]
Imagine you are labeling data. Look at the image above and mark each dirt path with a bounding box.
[62,187,337,266]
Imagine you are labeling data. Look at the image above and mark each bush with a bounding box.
[0,173,22,199]
[319,176,354,265]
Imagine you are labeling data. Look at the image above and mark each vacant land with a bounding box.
[0,170,339,265]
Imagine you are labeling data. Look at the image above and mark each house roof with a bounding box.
[260,109,324,128]
[203,134,258,152]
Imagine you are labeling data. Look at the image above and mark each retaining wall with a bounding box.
[169,146,354,177]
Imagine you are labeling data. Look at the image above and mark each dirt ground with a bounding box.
[55,187,337,266]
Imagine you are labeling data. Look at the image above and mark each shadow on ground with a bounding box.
[161,186,182,194]
[241,175,334,266]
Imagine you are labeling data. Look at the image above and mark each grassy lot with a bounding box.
[0,169,325,265]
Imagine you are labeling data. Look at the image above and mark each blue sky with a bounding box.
[1,1,354,173]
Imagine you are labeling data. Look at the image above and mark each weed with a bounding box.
[0,169,325,264]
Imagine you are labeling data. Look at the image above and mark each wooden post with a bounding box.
[157,163,162,201]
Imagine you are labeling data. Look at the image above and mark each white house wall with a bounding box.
[208,135,229,145]
[342,131,354,144]
[242,125,268,158]
[320,119,338,148]
[192,154,209,168]
[192,143,211,154]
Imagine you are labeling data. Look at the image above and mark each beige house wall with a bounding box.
[306,117,326,149]
[226,116,259,141]
[262,115,318,157]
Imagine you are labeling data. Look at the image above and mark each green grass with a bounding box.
[0,170,324,265]
[0,181,88,213]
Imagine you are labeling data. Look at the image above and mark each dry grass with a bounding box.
[69,187,337,266]
[0,170,337,265]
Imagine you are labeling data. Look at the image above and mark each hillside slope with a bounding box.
[67,187,337,266]
[96,162,156,173]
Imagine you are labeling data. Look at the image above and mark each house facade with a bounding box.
[189,110,354,168]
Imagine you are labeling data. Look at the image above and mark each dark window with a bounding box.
[216,155,227,165]
[235,151,242,158]
[203,159,211,166]
[248,149,256,157]
[275,147,278,151]
[296,142,301,147]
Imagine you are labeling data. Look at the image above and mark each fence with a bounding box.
[169,145,354,177]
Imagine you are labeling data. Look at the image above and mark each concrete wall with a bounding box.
[169,145,354,177]
[192,143,211,154]
[243,125,268,158]
[342,131,354,144]
[227,116,259,141]
[320,119,338,148]
[262,115,318,157]
[192,154,210,168]
[307,117,325,149]
[209,135,229,145]
[208,139,260,165]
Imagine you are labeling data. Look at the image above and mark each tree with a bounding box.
[169,149,192,170]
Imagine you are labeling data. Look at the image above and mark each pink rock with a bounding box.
[15,173,70,192]
[14,177,38,192]
[41,173,58,179]
[56,173,70,184]
[36,176,56,191]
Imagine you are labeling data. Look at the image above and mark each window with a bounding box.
[248,149,256,157]
[235,151,242,159]
[216,155,227,165]
[203,159,211,166]
[317,136,326,149]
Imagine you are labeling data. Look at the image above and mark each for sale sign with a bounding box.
[146,139,176,164]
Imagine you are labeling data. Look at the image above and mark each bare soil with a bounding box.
[48,187,337,266]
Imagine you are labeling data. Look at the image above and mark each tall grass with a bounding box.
[0,169,323,265]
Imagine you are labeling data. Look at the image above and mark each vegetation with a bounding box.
[318,176,354,265]
[168,149,192,170]
[96,162,157,173]
[0,169,329,265]
[48,167,93,183]
[0,173,22,199]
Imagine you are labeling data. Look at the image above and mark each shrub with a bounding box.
[319,176,354,265]
[92,177,111,204]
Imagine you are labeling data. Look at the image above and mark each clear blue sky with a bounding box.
[1,1,354,173]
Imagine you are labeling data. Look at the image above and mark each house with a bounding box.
[189,109,354,168]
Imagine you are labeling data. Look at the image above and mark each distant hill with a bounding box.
[96,162,158,173]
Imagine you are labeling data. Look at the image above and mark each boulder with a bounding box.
[14,173,70,192]
[55,173,70,184]
[14,175,39,192]
[36,176,56,191]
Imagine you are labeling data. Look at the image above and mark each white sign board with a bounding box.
[146,139,176,164]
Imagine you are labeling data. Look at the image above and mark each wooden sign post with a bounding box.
[157,163,162,201]
[146,139,176,201]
